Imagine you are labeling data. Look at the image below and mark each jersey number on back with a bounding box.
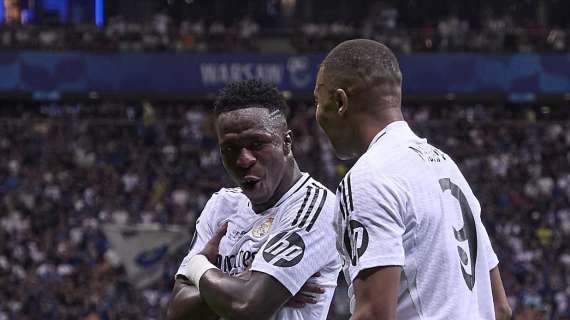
[439,178,478,291]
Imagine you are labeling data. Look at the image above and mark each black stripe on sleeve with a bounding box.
[340,180,351,215]
[291,175,311,195]
[339,198,347,219]
[340,180,348,211]
[291,186,312,226]
[305,191,327,232]
[338,182,348,219]
[311,182,323,189]
[276,175,311,207]
[299,189,321,227]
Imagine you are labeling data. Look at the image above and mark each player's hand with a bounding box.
[285,272,325,308]
[234,263,253,281]
[199,222,228,263]
[235,269,252,281]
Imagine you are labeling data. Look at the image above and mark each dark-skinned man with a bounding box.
[314,39,512,320]
[167,79,341,320]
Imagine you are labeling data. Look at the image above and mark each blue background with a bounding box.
[0,52,569,94]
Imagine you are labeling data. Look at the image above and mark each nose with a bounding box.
[236,148,256,169]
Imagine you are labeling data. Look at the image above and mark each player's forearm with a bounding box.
[352,303,395,320]
[199,269,276,320]
[494,306,512,320]
[490,266,512,320]
[352,266,400,320]
[167,280,218,320]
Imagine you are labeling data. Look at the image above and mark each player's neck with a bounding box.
[354,109,404,156]
[251,162,302,214]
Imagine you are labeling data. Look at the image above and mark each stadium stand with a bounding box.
[0,102,568,319]
[0,0,568,53]
[1,0,569,319]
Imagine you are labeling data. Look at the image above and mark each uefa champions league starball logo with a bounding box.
[287,56,311,88]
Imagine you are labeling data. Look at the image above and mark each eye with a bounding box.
[250,142,264,151]
[221,146,234,154]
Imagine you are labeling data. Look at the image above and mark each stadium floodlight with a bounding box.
[95,0,104,26]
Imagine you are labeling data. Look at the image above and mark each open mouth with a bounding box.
[241,176,261,190]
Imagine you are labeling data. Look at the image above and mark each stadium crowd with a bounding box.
[0,10,567,53]
[0,101,569,319]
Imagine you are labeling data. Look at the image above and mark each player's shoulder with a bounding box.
[278,175,335,233]
[213,186,250,207]
[307,176,336,199]
[287,175,335,210]
[278,174,334,204]
[340,149,410,203]
[201,187,249,221]
[214,186,245,196]
[350,124,431,181]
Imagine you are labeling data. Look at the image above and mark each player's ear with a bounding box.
[335,88,349,117]
[283,130,293,155]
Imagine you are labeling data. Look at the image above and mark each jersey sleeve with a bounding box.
[479,220,499,270]
[339,171,407,283]
[250,187,339,295]
[175,193,220,280]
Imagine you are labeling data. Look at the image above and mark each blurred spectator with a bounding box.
[0,9,568,53]
[237,15,260,51]
[0,101,569,319]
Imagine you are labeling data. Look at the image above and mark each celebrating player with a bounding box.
[167,79,341,320]
[314,39,512,320]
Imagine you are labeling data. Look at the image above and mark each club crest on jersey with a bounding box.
[252,217,274,238]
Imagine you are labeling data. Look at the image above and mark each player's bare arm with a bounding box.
[168,223,291,320]
[194,224,292,320]
[351,266,401,320]
[200,269,292,319]
[490,266,512,320]
[235,268,324,308]
[166,278,218,320]
[168,253,322,320]
[166,224,228,320]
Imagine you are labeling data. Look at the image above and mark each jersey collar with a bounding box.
[274,172,311,208]
[250,172,311,213]
[366,120,409,151]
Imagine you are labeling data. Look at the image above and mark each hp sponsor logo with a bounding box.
[262,231,305,267]
[343,220,369,266]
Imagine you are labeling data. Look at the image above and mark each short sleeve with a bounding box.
[175,194,219,279]
[479,221,499,270]
[250,187,339,295]
[338,171,407,283]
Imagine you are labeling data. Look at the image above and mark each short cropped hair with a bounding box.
[214,79,289,117]
[321,39,402,90]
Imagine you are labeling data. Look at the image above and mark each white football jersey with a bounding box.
[336,121,499,319]
[177,173,341,320]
